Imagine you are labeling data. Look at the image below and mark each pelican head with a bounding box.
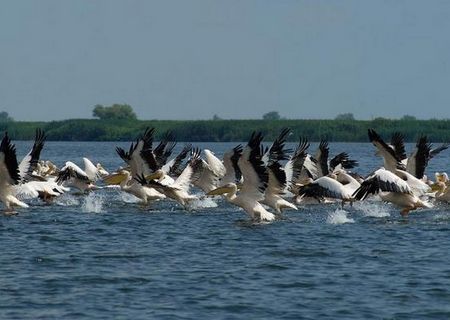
[436,172,449,183]
[96,163,109,176]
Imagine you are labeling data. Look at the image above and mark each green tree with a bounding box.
[262,111,281,120]
[401,114,417,121]
[0,111,13,122]
[335,113,355,120]
[93,104,137,120]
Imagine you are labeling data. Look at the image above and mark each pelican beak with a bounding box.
[146,171,163,181]
[207,186,232,196]
[104,172,127,185]
[430,183,443,192]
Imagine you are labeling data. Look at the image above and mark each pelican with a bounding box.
[208,132,275,222]
[152,130,177,168]
[18,128,46,181]
[284,138,315,194]
[10,129,67,204]
[432,172,450,202]
[56,161,99,193]
[190,149,226,193]
[261,128,297,213]
[136,149,202,206]
[368,129,405,172]
[220,144,243,186]
[297,176,354,206]
[314,139,358,178]
[161,143,192,178]
[389,132,448,179]
[0,133,29,211]
[367,129,431,196]
[14,180,69,203]
[82,157,109,181]
[116,127,158,178]
[104,169,166,204]
[353,168,432,215]
[36,160,59,177]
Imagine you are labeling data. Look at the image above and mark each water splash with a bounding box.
[186,197,218,210]
[119,192,140,204]
[82,193,105,213]
[55,194,80,207]
[355,202,390,218]
[433,212,450,222]
[326,209,355,224]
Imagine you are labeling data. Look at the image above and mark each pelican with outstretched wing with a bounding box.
[353,168,432,215]
[208,132,275,222]
[136,149,202,206]
[0,133,29,211]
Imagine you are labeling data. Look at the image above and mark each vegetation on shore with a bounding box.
[1,118,450,142]
[1,105,449,142]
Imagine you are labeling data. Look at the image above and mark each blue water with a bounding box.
[1,141,450,319]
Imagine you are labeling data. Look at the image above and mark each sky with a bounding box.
[1,0,450,121]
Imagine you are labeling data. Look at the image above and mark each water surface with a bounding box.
[1,142,450,319]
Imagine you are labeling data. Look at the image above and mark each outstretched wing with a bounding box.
[0,132,20,185]
[18,128,46,180]
[238,132,268,202]
[352,168,411,200]
[368,129,405,172]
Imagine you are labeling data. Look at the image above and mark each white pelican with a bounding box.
[116,127,158,178]
[191,149,226,193]
[161,143,192,178]
[314,139,359,178]
[389,132,448,179]
[36,160,59,177]
[432,172,450,202]
[284,138,316,192]
[405,136,448,179]
[153,130,177,168]
[82,157,109,181]
[104,169,166,204]
[368,129,431,196]
[136,149,202,206]
[10,129,68,203]
[297,176,354,206]
[0,133,29,210]
[56,161,99,193]
[353,168,432,215]
[208,132,275,222]
[261,128,297,213]
[18,128,46,180]
[371,129,448,179]
[368,129,405,172]
[14,180,69,203]
[333,169,361,195]
[220,144,243,186]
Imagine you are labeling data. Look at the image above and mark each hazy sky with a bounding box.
[1,0,450,121]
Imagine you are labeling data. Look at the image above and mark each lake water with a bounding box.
[1,141,450,319]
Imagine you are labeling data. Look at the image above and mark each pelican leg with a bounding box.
[400,208,410,216]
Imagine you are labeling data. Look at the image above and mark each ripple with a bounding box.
[2,142,450,320]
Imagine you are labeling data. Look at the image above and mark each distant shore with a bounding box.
[1,118,449,142]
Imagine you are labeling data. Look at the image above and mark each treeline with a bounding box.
[1,118,450,142]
